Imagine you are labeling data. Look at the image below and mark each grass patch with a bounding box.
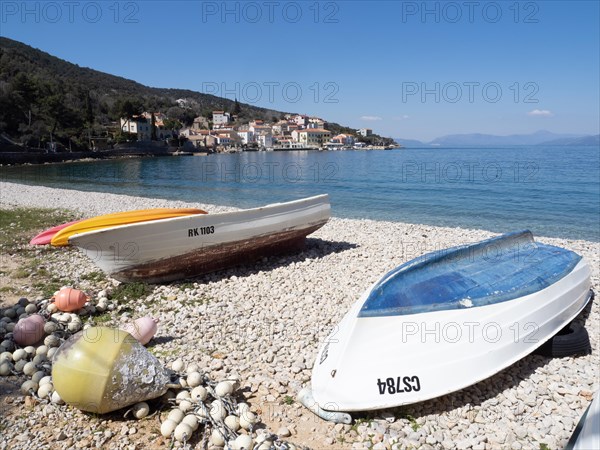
[181,295,212,307]
[282,395,294,405]
[111,282,152,303]
[539,444,550,450]
[401,413,420,431]
[0,208,76,253]
[0,208,82,301]
[81,271,107,283]
[91,313,112,325]
[11,268,29,279]
[32,278,71,299]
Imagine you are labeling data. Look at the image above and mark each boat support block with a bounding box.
[297,388,352,424]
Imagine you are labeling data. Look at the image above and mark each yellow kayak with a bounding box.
[51,208,207,247]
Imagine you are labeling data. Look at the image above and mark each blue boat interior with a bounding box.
[359,230,582,317]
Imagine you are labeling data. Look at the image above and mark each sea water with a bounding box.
[1,146,598,241]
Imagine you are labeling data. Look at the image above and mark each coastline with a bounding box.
[0,180,599,449]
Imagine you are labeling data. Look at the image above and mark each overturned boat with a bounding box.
[308,231,592,415]
[68,195,330,283]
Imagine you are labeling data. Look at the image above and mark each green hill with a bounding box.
[0,37,287,151]
[0,37,395,152]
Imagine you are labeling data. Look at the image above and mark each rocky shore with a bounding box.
[0,181,598,450]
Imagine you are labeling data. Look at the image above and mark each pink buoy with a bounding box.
[120,317,159,345]
[13,314,46,346]
[53,287,89,312]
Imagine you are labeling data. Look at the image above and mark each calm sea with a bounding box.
[1,146,599,241]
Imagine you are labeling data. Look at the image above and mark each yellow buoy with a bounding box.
[52,327,169,413]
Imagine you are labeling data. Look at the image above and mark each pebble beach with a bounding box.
[0,180,599,450]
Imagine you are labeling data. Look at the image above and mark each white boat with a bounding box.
[69,195,330,283]
[307,231,592,415]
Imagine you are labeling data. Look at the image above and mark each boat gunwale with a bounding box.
[68,194,330,244]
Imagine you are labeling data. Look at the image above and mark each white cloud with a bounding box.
[393,115,410,120]
[527,109,554,117]
[360,115,383,121]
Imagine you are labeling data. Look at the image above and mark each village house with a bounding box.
[215,130,242,147]
[274,137,306,149]
[236,130,255,145]
[180,129,217,148]
[308,117,327,129]
[255,132,273,149]
[272,120,289,135]
[120,115,151,140]
[358,128,373,137]
[141,112,176,140]
[191,116,210,130]
[331,133,355,146]
[120,112,178,141]
[293,114,309,127]
[212,111,231,128]
[249,123,272,135]
[292,128,331,148]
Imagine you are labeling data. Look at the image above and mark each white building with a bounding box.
[212,111,231,127]
[357,128,373,137]
[256,133,273,149]
[293,114,308,127]
[237,130,255,145]
[120,116,151,141]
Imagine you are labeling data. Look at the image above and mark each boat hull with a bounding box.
[69,195,330,283]
[311,236,592,412]
[567,390,600,450]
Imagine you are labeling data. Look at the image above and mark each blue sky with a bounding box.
[1,0,599,141]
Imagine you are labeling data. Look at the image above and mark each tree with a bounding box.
[232,98,241,116]
[18,120,48,148]
[84,91,94,127]
[151,113,157,140]
[166,106,195,126]
[163,118,182,131]
[12,73,38,118]
[0,91,21,135]
[114,98,142,134]
[84,90,94,148]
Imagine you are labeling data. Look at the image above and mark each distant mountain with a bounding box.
[428,131,586,147]
[392,131,596,147]
[392,138,426,148]
[539,134,600,146]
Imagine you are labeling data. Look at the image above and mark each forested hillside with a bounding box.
[0,37,395,151]
[0,37,287,151]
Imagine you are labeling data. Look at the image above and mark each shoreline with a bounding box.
[0,180,598,244]
[0,180,599,449]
